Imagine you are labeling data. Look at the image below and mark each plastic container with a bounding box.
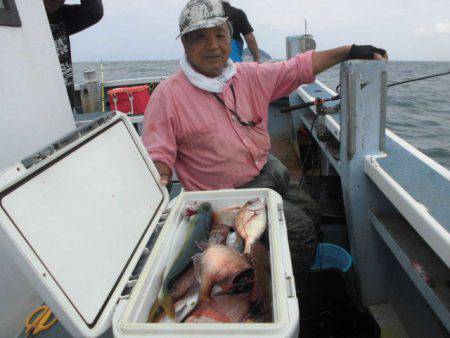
[0,112,298,338]
[297,268,380,338]
[108,85,150,115]
[311,242,352,272]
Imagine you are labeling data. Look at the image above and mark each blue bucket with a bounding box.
[311,243,352,272]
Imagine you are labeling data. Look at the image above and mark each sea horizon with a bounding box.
[73,60,450,170]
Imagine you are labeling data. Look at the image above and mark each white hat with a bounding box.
[178,0,228,38]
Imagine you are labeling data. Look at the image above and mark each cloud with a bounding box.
[414,22,450,37]
[70,0,450,61]
[435,22,450,34]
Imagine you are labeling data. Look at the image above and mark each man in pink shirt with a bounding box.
[142,0,387,273]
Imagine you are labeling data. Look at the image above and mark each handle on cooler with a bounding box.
[112,94,118,111]
[127,92,134,115]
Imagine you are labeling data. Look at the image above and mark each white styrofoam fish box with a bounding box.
[113,188,298,338]
[0,112,298,337]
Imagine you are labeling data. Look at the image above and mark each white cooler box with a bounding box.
[0,112,299,338]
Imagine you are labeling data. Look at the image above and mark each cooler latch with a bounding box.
[286,275,295,298]
[277,203,284,222]
[119,208,171,300]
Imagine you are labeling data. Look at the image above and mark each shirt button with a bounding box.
[255,160,259,165]
[243,139,247,144]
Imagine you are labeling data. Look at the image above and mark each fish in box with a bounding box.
[113,188,300,338]
[0,113,298,337]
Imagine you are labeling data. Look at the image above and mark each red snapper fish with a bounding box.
[184,291,253,323]
[235,198,267,255]
[194,244,253,303]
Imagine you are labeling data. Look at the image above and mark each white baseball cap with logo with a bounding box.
[177,0,228,38]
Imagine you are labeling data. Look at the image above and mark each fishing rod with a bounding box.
[388,70,450,87]
[281,69,450,113]
[280,95,340,113]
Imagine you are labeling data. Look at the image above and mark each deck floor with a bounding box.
[370,303,410,338]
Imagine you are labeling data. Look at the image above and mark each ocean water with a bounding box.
[74,60,450,169]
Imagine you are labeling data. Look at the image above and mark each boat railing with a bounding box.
[74,75,169,92]
[290,60,450,334]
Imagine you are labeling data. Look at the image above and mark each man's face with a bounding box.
[182,23,231,78]
[43,0,65,14]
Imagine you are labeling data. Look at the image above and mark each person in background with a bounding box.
[44,0,103,109]
[222,0,259,62]
[142,0,387,274]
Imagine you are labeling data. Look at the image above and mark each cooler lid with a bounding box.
[0,113,168,337]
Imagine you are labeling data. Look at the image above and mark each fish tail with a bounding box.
[160,291,176,319]
[147,298,161,322]
[147,288,176,322]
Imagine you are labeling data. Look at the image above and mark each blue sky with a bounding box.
[68,0,450,62]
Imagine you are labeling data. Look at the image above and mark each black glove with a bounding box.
[347,44,387,60]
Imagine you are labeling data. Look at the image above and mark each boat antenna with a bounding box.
[100,60,105,113]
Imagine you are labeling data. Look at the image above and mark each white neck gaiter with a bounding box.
[180,55,237,93]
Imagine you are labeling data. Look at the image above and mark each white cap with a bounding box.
[178,0,228,38]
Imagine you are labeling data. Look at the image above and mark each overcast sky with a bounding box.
[69,0,450,62]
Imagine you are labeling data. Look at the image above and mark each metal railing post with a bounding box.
[339,60,392,305]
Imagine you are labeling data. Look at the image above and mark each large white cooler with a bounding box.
[0,112,299,337]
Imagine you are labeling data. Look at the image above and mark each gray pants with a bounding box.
[238,155,320,274]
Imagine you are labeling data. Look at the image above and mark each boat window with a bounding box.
[0,0,22,27]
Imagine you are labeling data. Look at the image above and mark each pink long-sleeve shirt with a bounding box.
[142,51,315,191]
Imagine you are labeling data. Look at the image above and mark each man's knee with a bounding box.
[263,154,290,195]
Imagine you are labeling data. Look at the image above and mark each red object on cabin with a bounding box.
[108,85,150,115]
